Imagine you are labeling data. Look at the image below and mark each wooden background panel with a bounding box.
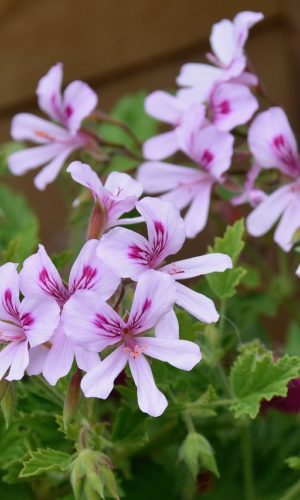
[0,0,281,111]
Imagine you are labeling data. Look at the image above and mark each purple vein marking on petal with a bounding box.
[64,105,73,121]
[21,312,34,330]
[128,244,150,265]
[272,134,300,175]
[201,149,214,171]
[39,268,69,306]
[128,221,168,268]
[128,298,152,331]
[70,265,98,294]
[93,313,123,338]
[3,289,19,319]
[150,221,169,263]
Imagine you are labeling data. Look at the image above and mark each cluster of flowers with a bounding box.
[3,9,300,417]
[0,187,232,416]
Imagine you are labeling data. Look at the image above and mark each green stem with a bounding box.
[182,412,196,434]
[169,389,196,433]
[218,300,227,334]
[240,423,256,500]
[280,480,300,500]
[217,364,233,399]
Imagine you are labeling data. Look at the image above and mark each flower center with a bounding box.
[122,333,145,358]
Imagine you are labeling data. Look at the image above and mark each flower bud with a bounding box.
[63,369,82,430]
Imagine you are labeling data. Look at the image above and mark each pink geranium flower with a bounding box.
[143,86,257,161]
[246,107,300,251]
[138,115,234,237]
[0,263,60,381]
[8,63,98,190]
[98,197,232,336]
[19,240,120,385]
[177,11,263,102]
[207,81,258,132]
[143,92,205,160]
[67,161,143,230]
[63,270,201,417]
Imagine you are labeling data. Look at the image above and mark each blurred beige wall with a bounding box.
[0,0,298,249]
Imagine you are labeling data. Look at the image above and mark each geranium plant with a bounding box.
[1,10,300,500]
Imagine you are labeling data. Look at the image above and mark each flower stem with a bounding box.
[218,299,227,335]
[240,422,256,500]
[182,411,196,434]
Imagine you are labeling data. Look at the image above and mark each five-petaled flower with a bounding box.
[0,262,60,381]
[143,83,257,162]
[246,107,300,251]
[176,10,263,102]
[19,240,120,385]
[138,111,234,237]
[8,63,98,190]
[98,197,232,336]
[63,270,201,417]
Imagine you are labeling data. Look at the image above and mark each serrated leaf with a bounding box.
[209,219,245,264]
[229,351,300,419]
[206,220,245,299]
[207,267,246,300]
[19,448,72,478]
[179,432,219,478]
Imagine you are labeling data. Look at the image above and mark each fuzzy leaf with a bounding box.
[229,351,300,419]
[206,220,245,299]
[19,448,72,478]
[179,432,219,478]
[209,219,245,264]
[207,267,246,300]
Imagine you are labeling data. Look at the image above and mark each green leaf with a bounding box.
[112,408,148,446]
[209,219,245,264]
[99,91,158,174]
[285,456,300,470]
[71,450,120,500]
[229,351,300,419]
[207,267,246,300]
[19,448,72,478]
[0,185,39,263]
[179,432,219,478]
[0,142,24,176]
[186,386,218,418]
[206,220,246,299]
[101,91,158,145]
